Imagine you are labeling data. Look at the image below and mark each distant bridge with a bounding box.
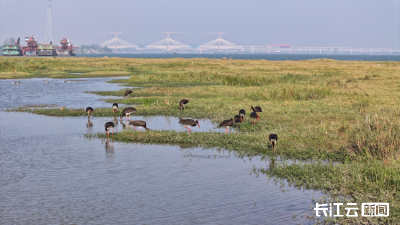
[99,33,399,55]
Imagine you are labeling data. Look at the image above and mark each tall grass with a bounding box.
[347,110,400,160]
[140,98,157,107]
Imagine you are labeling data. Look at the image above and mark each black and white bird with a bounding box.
[250,106,262,122]
[239,109,246,122]
[269,134,278,153]
[120,107,137,121]
[86,107,94,119]
[218,118,234,133]
[179,118,200,132]
[104,122,115,137]
[129,120,151,131]
[250,111,258,125]
[178,99,189,110]
[112,103,118,113]
[11,81,20,84]
[234,115,242,127]
[124,90,133,98]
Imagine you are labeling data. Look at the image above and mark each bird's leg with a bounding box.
[227,126,231,133]
[252,118,254,125]
[112,129,114,137]
[257,116,259,122]
[107,130,109,138]
[140,127,142,131]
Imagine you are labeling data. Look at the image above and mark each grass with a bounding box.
[0,57,132,79]
[5,57,400,223]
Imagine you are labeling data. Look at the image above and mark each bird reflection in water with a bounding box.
[86,119,93,132]
[105,139,115,154]
[269,157,276,169]
[120,120,128,129]
[113,117,119,126]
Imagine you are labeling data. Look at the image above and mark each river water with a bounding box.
[77,53,400,61]
[0,78,325,224]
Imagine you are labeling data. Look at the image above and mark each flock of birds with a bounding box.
[88,89,279,151]
[11,80,71,84]
[10,81,279,151]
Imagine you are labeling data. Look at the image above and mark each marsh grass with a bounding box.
[140,98,157,107]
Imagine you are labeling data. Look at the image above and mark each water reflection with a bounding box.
[269,157,276,169]
[86,119,93,127]
[105,139,115,154]
[112,117,119,126]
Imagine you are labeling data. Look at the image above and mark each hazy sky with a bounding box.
[1,0,399,48]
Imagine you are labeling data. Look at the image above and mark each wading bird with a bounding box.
[218,118,234,133]
[124,90,133,98]
[64,80,68,83]
[43,80,49,83]
[86,107,94,119]
[178,99,189,110]
[234,115,242,127]
[120,107,137,121]
[104,122,115,137]
[239,109,246,121]
[11,81,20,84]
[112,103,118,113]
[250,111,258,125]
[179,118,200,132]
[129,120,151,131]
[250,106,262,122]
[269,134,278,153]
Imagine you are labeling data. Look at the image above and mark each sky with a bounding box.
[0,0,399,48]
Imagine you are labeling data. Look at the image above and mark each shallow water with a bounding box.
[0,112,323,224]
[0,77,128,109]
[119,115,235,133]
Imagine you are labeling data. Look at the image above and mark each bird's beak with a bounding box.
[198,122,200,128]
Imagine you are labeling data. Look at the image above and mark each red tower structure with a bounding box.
[56,38,78,56]
[22,35,39,55]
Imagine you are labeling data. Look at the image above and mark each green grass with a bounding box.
[5,57,400,223]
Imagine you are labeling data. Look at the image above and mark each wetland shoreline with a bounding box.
[3,57,400,223]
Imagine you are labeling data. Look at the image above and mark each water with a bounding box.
[0,78,326,224]
[0,112,323,224]
[78,53,400,61]
[118,115,234,133]
[0,77,128,109]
